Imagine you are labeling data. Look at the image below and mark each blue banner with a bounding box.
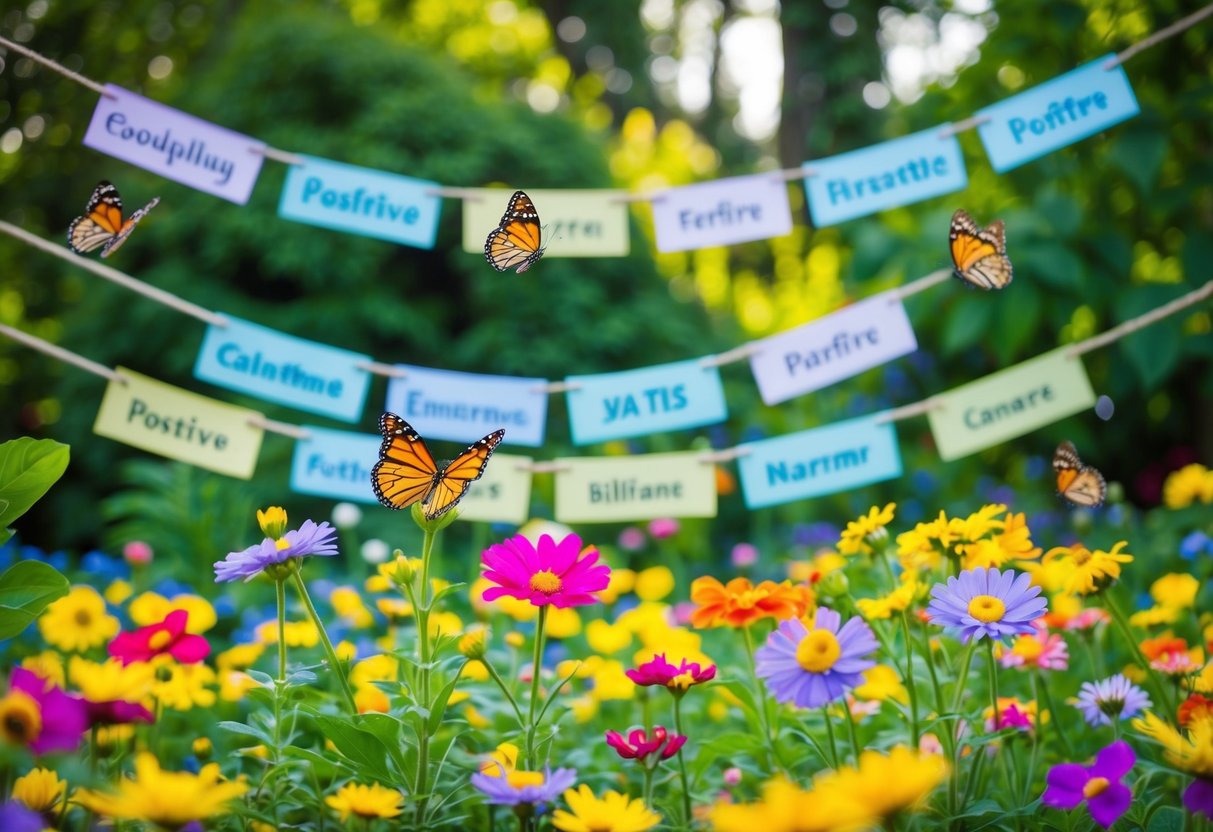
[291,426,380,503]
[383,365,548,447]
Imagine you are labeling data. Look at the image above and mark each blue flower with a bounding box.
[926,567,1047,644]
[214,519,338,583]
[470,766,577,806]
[1180,531,1213,561]
[754,607,878,709]
[1075,674,1151,727]
[81,550,130,580]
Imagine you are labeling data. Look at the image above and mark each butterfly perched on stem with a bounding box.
[371,413,505,520]
[484,190,545,273]
[949,208,1012,290]
[67,181,160,258]
[1053,440,1106,508]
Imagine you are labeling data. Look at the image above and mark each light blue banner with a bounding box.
[737,415,901,509]
[290,426,379,503]
[278,154,441,248]
[384,365,548,447]
[565,358,727,445]
[805,126,966,227]
[194,316,372,422]
[977,55,1139,172]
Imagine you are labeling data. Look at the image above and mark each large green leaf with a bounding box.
[0,560,70,639]
[313,715,395,784]
[0,438,70,538]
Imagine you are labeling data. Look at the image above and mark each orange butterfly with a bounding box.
[949,208,1012,290]
[1053,440,1106,508]
[371,413,505,520]
[68,181,160,258]
[484,190,545,273]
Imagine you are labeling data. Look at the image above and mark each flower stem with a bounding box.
[642,766,655,808]
[525,605,549,770]
[950,639,979,716]
[413,522,439,829]
[823,707,840,768]
[481,657,526,730]
[899,610,921,748]
[1103,591,1176,720]
[673,695,694,827]
[289,570,356,714]
[844,699,862,764]
[986,641,1000,727]
[741,625,788,774]
[275,577,287,682]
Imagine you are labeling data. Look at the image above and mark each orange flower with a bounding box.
[689,577,810,629]
[1180,694,1213,728]
[1141,635,1189,662]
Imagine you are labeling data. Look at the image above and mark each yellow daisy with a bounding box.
[38,585,119,652]
[838,503,896,556]
[1133,712,1213,777]
[818,745,949,820]
[324,782,404,821]
[1162,463,1213,509]
[1046,541,1133,595]
[12,766,67,814]
[552,785,660,832]
[75,753,246,827]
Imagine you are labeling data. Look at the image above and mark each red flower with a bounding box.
[625,653,716,693]
[108,609,210,666]
[604,726,686,766]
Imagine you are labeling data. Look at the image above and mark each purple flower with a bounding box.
[1042,740,1135,828]
[755,607,877,709]
[1075,674,1151,727]
[926,567,1047,644]
[1186,778,1213,818]
[470,766,577,806]
[214,519,338,582]
[5,668,88,754]
[0,803,43,832]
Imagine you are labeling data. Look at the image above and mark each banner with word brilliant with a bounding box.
[384,366,549,447]
[554,451,717,523]
[460,189,630,258]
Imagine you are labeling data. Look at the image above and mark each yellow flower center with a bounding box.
[148,631,173,651]
[796,629,842,673]
[506,771,545,789]
[1015,638,1043,660]
[667,672,695,691]
[274,537,291,551]
[0,691,42,745]
[1071,546,1093,565]
[74,608,93,627]
[1083,776,1110,799]
[529,570,563,595]
[968,595,1006,623]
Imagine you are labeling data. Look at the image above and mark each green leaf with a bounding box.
[1017,242,1084,292]
[355,712,408,777]
[313,715,394,783]
[940,295,995,357]
[0,438,70,531]
[426,672,465,737]
[1147,807,1184,832]
[0,561,70,639]
[1109,125,1168,194]
[216,720,275,746]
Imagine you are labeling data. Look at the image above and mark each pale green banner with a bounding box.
[94,367,264,479]
[554,451,717,523]
[928,348,1094,461]
[458,453,532,525]
[461,188,629,257]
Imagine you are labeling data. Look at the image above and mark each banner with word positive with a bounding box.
[83,85,264,204]
[94,367,264,478]
[554,451,717,523]
[565,358,727,445]
[927,348,1095,461]
[194,315,372,423]
[384,365,548,447]
[805,126,967,227]
[650,173,794,253]
[737,414,902,509]
[976,55,1139,173]
[460,189,629,257]
[278,154,442,248]
[749,292,918,405]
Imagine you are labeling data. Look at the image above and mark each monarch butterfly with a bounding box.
[484,190,545,273]
[67,181,160,258]
[371,413,505,520]
[949,208,1013,290]
[1053,440,1106,508]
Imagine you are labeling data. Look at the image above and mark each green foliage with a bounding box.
[0,559,69,638]
[0,436,68,544]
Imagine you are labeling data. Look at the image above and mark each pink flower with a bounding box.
[108,609,210,666]
[617,527,647,551]
[122,541,153,565]
[480,533,610,608]
[626,653,716,693]
[999,622,1069,671]
[3,668,88,754]
[648,518,680,539]
[723,767,742,786]
[730,542,759,567]
[604,726,686,766]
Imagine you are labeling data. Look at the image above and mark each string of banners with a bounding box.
[3,280,1208,524]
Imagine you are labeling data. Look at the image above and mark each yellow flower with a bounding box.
[959,512,1041,570]
[473,576,539,622]
[95,724,135,750]
[1130,606,1179,627]
[896,512,959,571]
[219,669,260,702]
[68,656,154,707]
[634,566,675,601]
[459,626,488,660]
[589,659,636,701]
[586,619,633,655]
[128,592,216,633]
[855,571,924,620]
[150,657,217,710]
[1020,556,1078,595]
[552,785,660,832]
[819,745,949,820]
[853,664,909,704]
[216,643,265,672]
[1163,463,1213,508]
[954,504,1006,542]
[1133,712,1213,777]
[330,586,373,628]
[428,610,465,638]
[256,619,320,647]
[480,742,520,776]
[13,766,67,814]
[193,737,213,759]
[1046,541,1134,595]
[545,606,582,639]
[75,753,246,826]
[597,568,636,604]
[21,651,65,689]
[257,506,289,539]
[350,654,400,688]
[355,685,391,714]
[710,777,871,832]
[1151,573,1200,610]
[464,703,491,729]
[325,782,404,821]
[570,693,599,723]
[105,578,134,606]
[838,503,896,556]
[38,585,119,651]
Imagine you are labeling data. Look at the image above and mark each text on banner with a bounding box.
[651,173,794,253]
[460,189,629,258]
[383,365,548,447]
[554,452,717,523]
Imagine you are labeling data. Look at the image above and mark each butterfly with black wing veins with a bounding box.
[484,190,545,274]
[371,413,505,521]
[1053,440,1106,508]
[68,180,160,258]
[949,208,1013,290]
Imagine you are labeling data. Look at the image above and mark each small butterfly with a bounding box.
[949,208,1013,290]
[1053,440,1106,508]
[371,413,505,520]
[484,190,545,274]
[67,181,160,258]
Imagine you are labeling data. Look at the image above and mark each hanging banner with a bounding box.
[565,358,727,445]
[457,453,534,524]
[194,315,372,423]
[554,451,717,523]
[82,85,264,204]
[93,367,263,479]
[383,365,548,447]
[976,55,1139,173]
[461,189,629,257]
[928,348,1095,461]
[737,415,902,509]
[804,126,967,227]
[278,155,442,248]
[748,292,918,405]
[650,173,794,253]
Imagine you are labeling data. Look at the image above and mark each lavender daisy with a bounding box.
[470,766,577,807]
[755,607,878,708]
[1075,674,1152,727]
[926,567,1047,643]
[214,508,339,583]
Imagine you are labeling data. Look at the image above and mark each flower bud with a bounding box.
[459,627,488,661]
[256,507,288,540]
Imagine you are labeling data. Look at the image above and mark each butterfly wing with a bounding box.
[949,209,1013,290]
[68,181,125,254]
[485,190,544,274]
[1053,441,1106,507]
[422,429,506,520]
[101,197,160,258]
[371,413,440,511]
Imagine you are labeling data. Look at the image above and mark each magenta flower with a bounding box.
[626,653,716,693]
[1042,740,1135,828]
[108,609,210,666]
[3,668,88,755]
[648,518,680,539]
[926,567,1047,644]
[755,607,878,709]
[480,533,610,608]
[605,726,687,766]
